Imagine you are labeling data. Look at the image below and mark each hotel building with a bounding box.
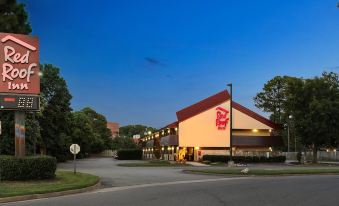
[140,90,283,161]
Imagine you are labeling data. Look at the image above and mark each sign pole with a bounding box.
[15,111,25,157]
[73,144,76,174]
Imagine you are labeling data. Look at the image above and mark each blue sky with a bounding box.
[22,0,339,128]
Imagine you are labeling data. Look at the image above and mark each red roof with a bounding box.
[176,90,230,122]
[176,90,281,129]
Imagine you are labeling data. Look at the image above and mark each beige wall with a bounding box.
[233,108,272,130]
[179,100,274,147]
[179,101,230,147]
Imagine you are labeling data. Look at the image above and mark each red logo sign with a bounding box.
[216,106,229,130]
[0,33,39,94]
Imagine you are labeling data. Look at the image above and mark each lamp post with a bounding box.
[287,115,293,154]
[227,83,233,165]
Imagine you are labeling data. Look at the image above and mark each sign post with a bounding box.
[70,144,80,174]
[0,32,40,157]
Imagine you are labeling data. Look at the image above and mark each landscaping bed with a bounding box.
[0,171,99,198]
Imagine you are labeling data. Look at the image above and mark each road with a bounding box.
[2,158,339,206]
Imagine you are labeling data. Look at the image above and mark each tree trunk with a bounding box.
[312,145,318,163]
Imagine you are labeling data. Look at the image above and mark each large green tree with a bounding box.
[255,72,339,162]
[39,64,73,161]
[0,0,31,34]
[288,72,339,162]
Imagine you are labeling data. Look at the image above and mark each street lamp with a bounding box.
[287,115,293,154]
[227,83,233,165]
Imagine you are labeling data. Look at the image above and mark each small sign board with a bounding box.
[70,144,80,154]
[0,93,39,110]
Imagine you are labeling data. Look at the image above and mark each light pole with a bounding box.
[287,115,293,154]
[227,83,233,164]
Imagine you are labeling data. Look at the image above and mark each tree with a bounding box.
[70,111,97,156]
[254,76,292,124]
[288,72,339,163]
[39,64,73,161]
[111,136,138,150]
[0,0,32,34]
[254,76,300,151]
[119,125,156,138]
[256,72,339,163]
[80,107,112,150]
[0,0,32,155]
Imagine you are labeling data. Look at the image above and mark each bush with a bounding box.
[0,155,57,181]
[117,149,142,160]
[202,155,286,163]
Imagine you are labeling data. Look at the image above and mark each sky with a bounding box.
[22,0,339,128]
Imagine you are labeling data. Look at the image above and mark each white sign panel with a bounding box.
[70,144,80,154]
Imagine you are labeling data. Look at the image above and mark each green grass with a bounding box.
[117,160,188,167]
[185,167,339,176]
[0,171,99,198]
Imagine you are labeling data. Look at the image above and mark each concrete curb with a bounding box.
[0,180,101,204]
[183,170,339,177]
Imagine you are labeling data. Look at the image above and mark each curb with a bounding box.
[0,180,101,204]
[183,170,339,177]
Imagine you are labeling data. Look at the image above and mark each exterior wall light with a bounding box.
[252,129,258,133]
[269,129,272,133]
[195,147,200,150]
[175,127,178,131]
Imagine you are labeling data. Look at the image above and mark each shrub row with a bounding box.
[117,149,142,160]
[202,155,286,163]
[0,155,57,181]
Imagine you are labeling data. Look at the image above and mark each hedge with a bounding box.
[0,155,57,181]
[202,155,286,163]
[117,149,142,160]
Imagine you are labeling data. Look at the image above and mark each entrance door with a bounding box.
[186,147,194,161]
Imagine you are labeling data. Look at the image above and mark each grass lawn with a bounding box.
[0,171,99,198]
[117,160,188,167]
[185,167,339,176]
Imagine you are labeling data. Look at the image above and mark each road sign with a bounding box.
[70,144,80,154]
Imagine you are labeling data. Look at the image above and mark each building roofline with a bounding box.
[176,90,281,130]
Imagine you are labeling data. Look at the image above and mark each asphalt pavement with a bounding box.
[2,158,339,206]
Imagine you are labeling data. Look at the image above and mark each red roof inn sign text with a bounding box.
[0,33,40,111]
[0,33,39,94]
[216,106,229,130]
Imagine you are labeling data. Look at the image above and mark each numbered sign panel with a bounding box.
[0,94,39,111]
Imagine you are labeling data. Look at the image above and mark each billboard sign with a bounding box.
[0,33,39,94]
